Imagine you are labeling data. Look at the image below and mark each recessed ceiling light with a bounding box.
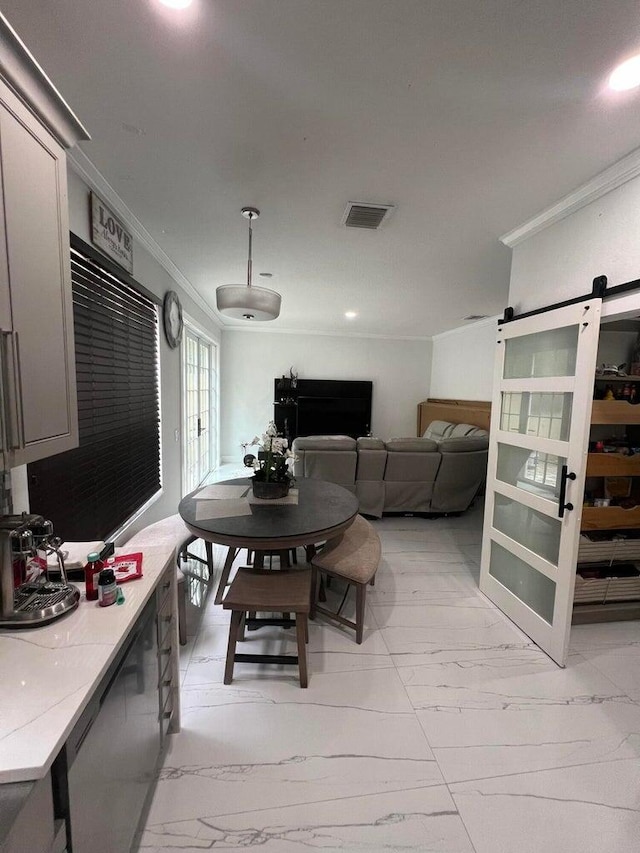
[609,54,640,91]
[159,0,193,9]
[345,311,358,319]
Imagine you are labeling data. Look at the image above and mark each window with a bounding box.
[27,237,161,540]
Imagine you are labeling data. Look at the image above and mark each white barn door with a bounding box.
[480,298,601,665]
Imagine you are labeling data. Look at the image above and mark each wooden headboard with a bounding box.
[417,398,491,437]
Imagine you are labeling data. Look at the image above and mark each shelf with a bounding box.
[586,453,640,476]
[572,600,640,624]
[581,505,640,530]
[590,400,640,424]
[594,375,640,383]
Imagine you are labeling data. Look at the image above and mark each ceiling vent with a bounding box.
[463,314,489,321]
[342,202,395,230]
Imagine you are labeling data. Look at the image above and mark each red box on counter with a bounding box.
[106,552,143,584]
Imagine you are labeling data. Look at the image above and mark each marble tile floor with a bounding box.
[140,495,640,852]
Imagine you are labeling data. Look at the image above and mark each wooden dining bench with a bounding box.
[222,566,312,687]
[310,514,381,644]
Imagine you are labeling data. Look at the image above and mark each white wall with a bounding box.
[220,330,432,459]
[15,168,224,541]
[429,317,498,402]
[509,174,640,312]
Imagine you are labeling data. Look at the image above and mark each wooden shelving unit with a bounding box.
[581,505,640,530]
[586,453,640,476]
[590,400,640,424]
[575,387,640,621]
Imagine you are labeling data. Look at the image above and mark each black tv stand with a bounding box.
[273,378,372,442]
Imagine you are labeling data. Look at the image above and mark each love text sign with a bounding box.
[90,192,133,273]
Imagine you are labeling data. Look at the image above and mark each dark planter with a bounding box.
[252,479,290,500]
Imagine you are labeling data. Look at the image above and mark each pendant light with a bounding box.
[215,207,281,321]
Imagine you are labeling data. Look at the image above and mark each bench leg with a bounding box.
[224,610,243,684]
[215,547,237,606]
[355,582,366,645]
[296,614,308,688]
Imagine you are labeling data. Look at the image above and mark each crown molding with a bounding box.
[431,314,501,341]
[220,324,431,341]
[501,145,640,248]
[67,147,222,328]
[0,13,90,148]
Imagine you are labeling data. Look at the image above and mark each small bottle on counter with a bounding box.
[98,568,118,607]
[84,552,104,601]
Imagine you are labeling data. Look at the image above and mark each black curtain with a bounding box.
[27,240,161,541]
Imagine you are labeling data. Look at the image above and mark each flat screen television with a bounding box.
[296,395,370,439]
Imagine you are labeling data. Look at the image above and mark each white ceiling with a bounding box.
[5,0,640,338]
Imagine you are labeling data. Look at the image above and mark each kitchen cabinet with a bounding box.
[63,561,180,852]
[0,774,61,853]
[0,77,78,466]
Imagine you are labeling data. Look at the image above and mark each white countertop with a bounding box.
[0,544,175,784]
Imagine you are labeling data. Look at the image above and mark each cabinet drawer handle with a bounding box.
[162,580,171,591]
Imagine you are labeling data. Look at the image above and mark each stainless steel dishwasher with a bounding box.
[66,597,160,852]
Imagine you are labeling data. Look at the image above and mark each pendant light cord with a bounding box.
[247,213,253,290]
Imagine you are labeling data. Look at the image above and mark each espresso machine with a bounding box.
[0,512,80,628]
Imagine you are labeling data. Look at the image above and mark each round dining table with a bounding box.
[179,477,359,604]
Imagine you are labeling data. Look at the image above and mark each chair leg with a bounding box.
[205,540,214,575]
[224,610,243,684]
[355,582,366,645]
[369,572,376,587]
[296,614,308,688]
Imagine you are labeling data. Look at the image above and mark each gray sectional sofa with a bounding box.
[292,421,488,518]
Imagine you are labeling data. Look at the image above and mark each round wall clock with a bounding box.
[163,290,184,348]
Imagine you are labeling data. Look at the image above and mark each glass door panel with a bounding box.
[495,443,565,501]
[503,325,579,378]
[493,494,562,565]
[488,541,556,624]
[480,299,601,665]
[182,329,217,495]
[500,391,572,440]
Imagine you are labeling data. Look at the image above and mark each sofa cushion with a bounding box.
[439,436,489,453]
[386,437,439,452]
[422,420,455,440]
[356,437,385,450]
[293,435,356,451]
[449,423,488,438]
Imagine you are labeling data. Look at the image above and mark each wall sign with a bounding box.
[90,192,133,273]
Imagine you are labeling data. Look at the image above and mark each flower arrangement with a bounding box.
[246,421,294,484]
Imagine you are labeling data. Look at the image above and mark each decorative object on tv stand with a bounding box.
[245,421,294,499]
[215,207,281,321]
